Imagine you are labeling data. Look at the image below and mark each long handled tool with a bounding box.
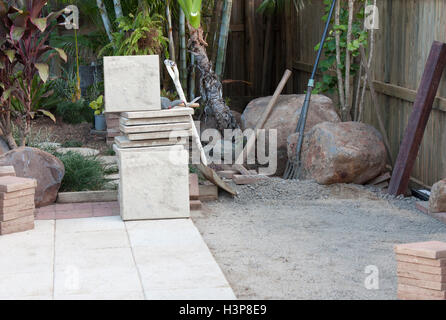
[283,0,337,180]
[164,60,237,196]
[235,69,292,167]
[164,59,208,166]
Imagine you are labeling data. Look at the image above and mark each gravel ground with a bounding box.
[191,178,446,300]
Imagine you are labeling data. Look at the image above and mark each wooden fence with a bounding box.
[223,0,446,188]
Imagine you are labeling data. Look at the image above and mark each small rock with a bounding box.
[38,142,61,150]
[0,147,65,207]
[98,156,117,165]
[105,174,120,180]
[429,179,446,213]
[56,147,100,157]
[161,97,171,110]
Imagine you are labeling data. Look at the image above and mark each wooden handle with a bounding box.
[256,69,292,130]
[236,69,292,164]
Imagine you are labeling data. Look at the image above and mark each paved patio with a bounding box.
[0,215,236,300]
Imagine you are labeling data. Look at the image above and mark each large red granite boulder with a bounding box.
[242,94,340,175]
[0,147,65,207]
[299,122,387,185]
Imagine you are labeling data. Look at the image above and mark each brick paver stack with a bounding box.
[395,241,446,300]
[0,175,37,235]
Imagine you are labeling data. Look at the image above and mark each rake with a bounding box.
[283,0,337,180]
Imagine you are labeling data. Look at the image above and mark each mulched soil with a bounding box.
[30,116,109,153]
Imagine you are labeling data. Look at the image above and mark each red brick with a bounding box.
[190,200,202,211]
[55,202,93,219]
[398,283,446,299]
[397,254,446,267]
[0,176,37,193]
[0,215,34,235]
[0,188,35,200]
[0,200,34,215]
[398,270,446,282]
[397,292,445,300]
[394,241,446,259]
[398,276,446,291]
[92,202,120,217]
[189,174,199,200]
[0,194,34,208]
[0,208,34,222]
[34,206,56,220]
[398,261,446,275]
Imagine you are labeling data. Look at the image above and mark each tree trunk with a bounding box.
[0,114,17,149]
[210,0,224,68]
[342,0,355,121]
[179,9,187,90]
[188,55,196,100]
[96,0,114,42]
[166,2,176,62]
[4,133,17,149]
[113,0,123,19]
[215,0,233,78]
[188,25,237,132]
[334,0,345,116]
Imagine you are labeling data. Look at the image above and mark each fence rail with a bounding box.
[223,0,446,187]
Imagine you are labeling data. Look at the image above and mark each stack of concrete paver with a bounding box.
[0,175,37,235]
[104,55,191,221]
[395,241,446,300]
[115,108,194,149]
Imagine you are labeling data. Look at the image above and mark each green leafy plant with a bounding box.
[61,140,83,148]
[178,0,202,29]
[314,0,368,120]
[99,12,168,57]
[176,0,237,131]
[0,0,67,146]
[89,95,104,115]
[54,151,108,192]
[11,74,61,122]
[56,99,94,124]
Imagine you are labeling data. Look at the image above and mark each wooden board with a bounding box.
[120,116,191,126]
[122,108,194,119]
[189,174,200,200]
[196,164,237,196]
[57,190,118,203]
[199,183,219,201]
[120,122,191,134]
[388,42,446,196]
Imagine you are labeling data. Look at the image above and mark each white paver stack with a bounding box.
[104,55,191,221]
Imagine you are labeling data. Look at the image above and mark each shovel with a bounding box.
[164,59,207,166]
